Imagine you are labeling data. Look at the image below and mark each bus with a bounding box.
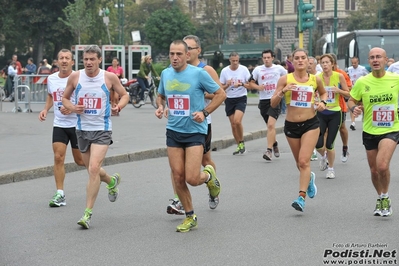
[315,29,399,71]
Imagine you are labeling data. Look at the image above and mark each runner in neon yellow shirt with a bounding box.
[348,47,399,217]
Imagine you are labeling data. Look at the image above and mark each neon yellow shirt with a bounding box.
[317,72,341,111]
[351,72,399,134]
[285,73,317,108]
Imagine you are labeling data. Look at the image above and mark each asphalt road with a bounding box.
[1,101,398,266]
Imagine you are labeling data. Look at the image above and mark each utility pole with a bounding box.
[223,0,227,44]
[333,0,337,54]
[271,0,275,51]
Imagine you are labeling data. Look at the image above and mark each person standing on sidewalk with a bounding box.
[248,49,287,162]
[39,49,85,207]
[165,35,222,215]
[271,48,327,212]
[155,40,225,232]
[348,47,399,217]
[220,52,251,155]
[62,45,129,229]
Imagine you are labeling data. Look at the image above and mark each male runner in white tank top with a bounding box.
[62,45,129,229]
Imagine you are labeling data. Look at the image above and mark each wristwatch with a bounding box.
[202,109,209,117]
[321,100,327,105]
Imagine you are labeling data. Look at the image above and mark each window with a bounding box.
[316,0,325,10]
[259,28,265,37]
[277,27,283,39]
[276,0,284,14]
[294,0,298,13]
[345,0,356,10]
[295,27,298,38]
[189,1,196,14]
[258,0,266,15]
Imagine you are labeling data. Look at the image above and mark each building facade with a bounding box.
[186,0,357,61]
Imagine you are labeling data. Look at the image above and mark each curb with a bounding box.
[0,126,284,185]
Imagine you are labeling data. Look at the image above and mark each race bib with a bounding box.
[290,86,313,108]
[372,105,395,127]
[79,97,102,115]
[263,83,276,97]
[325,86,336,104]
[167,95,190,116]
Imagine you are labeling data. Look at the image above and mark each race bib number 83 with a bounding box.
[167,95,190,116]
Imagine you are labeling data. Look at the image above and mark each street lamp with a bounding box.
[99,7,112,44]
[114,0,125,45]
[233,12,244,44]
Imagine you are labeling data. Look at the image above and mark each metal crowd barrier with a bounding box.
[12,75,49,113]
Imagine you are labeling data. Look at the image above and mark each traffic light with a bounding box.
[298,1,314,32]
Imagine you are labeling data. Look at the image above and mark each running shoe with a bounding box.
[307,172,317,198]
[204,165,221,198]
[167,199,185,215]
[311,149,318,161]
[273,142,280,158]
[326,169,335,179]
[292,196,305,212]
[350,124,356,131]
[232,145,241,155]
[263,150,272,161]
[381,197,392,217]
[239,142,246,154]
[233,142,246,155]
[373,198,382,216]
[176,215,197,232]
[319,156,328,171]
[209,195,219,210]
[341,150,349,163]
[77,210,92,229]
[49,192,66,207]
[107,173,121,202]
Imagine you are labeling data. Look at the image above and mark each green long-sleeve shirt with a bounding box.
[137,62,158,78]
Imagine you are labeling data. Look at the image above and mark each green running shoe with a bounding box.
[381,197,392,217]
[77,211,92,229]
[107,173,121,202]
[49,192,66,207]
[374,198,382,216]
[176,215,197,232]
[204,165,220,198]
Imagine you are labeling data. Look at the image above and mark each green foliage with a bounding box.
[345,0,398,31]
[144,8,196,53]
[59,0,92,44]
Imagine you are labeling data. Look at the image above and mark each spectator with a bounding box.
[43,59,52,69]
[12,54,23,75]
[285,54,295,73]
[51,59,59,73]
[38,60,51,74]
[4,61,17,102]
[24,58,37,74]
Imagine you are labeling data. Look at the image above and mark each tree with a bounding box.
[345,0,399,31]
[196,0,234,45]
[59,0,93,44]
[380,0,399,29]
[345,0,379,31]
[144,8,196,53]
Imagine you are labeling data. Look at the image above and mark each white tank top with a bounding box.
[47,72,78,128]
[75,69,112,131]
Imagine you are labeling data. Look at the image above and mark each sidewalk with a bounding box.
[0,95,287,184]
